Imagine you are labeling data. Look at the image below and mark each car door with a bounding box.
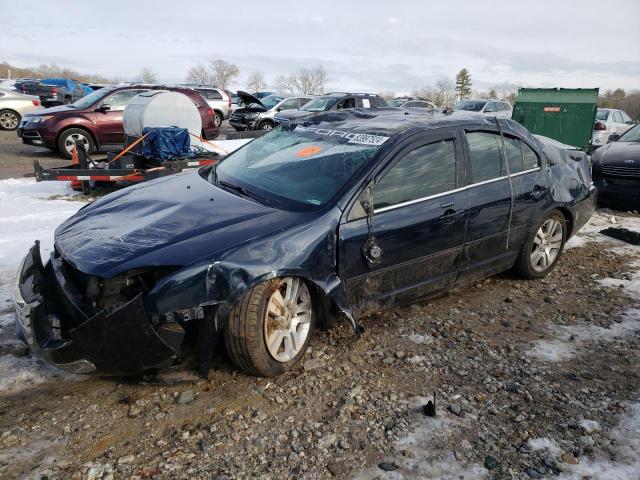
[612,111,628,134]
[94,89,147,145]
[339,129,468,316]
[501,132,549,248]
[458,128,513,281]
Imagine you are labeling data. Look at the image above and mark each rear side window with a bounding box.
[201,89,223,100]
[374,140,457,209]
[612,111,623,123]
[503,136,524,173]
[279,98,299,110]
[466,131,507,183]
[523,143,540,170]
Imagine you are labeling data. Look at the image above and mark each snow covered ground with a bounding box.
[0,140,249,394]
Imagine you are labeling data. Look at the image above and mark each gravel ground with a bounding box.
[0,209,639,480]
[0,124,236,179]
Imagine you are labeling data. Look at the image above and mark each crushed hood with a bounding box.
[54,171,303,278]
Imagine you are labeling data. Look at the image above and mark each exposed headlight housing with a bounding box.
[29,115,53,125]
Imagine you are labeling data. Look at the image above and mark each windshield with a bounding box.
[301,96,338,112]
[453,100,486,112]
[261,95,284,109]
[213,125,386,210]
[596,110,609,121]
[618,123,640,142]
[71,87,113,108]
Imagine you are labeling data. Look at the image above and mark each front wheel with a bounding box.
[0,109,20,130]
[57,128,95,160]
[513,210,566,279]
[224,277,315,377]
[257,121,273,131]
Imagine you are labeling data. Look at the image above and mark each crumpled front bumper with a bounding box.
[13,242,184,376]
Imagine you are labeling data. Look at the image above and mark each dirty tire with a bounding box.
[224,278,315,377]
[513,209,566,279]
[57,128,95,160]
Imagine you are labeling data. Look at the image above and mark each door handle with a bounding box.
[531,185,549,199]
[439,209,464,224]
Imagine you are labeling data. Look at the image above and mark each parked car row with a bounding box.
[15,78,90,107]
[592,108,635,147]
[17,84,219,158]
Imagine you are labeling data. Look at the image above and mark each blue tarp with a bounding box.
[141,127,191,160]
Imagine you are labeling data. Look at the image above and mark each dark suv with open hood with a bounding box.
[229,91,312,131]
[17,84,219,159]
[274,92,387,125]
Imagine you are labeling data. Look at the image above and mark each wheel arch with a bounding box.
[56,125,99,149]
[556,206,575,239]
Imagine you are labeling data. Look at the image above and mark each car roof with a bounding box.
[292,108,535,142]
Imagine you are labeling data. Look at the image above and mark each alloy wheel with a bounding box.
[530,217,563,272]
[0,111,19,130]
[263,277,312,362]
[64,133,89,156]
[261,123,273,130]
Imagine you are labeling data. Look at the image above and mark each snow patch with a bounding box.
[580,419,601,433]
[527,437,562,455]
[406,333,433,345]
[350,398,486,479]
[528,309,640,362]
[0,354,84,395]
[565,212,640,250]
[559,400,640,480]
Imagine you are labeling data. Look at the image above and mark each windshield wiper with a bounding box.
[218,180,272,207]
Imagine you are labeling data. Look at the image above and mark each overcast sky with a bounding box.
[1,0,639,93]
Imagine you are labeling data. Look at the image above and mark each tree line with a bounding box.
[2,61,638,119]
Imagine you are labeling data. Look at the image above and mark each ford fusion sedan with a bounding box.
[14,110,595,377]
[591,122,640,205]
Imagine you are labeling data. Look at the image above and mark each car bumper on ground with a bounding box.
[13,242,184,376]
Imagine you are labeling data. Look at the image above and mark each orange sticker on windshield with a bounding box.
[296,145,322,157]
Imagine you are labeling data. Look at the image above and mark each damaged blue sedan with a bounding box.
[13,110,595,377]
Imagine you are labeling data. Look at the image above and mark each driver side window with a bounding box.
[374,139,457,209]
[103,90,146,110]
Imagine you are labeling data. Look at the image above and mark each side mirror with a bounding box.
[97,104,111,112]
[608,134,620,143]
[276,107,282,112]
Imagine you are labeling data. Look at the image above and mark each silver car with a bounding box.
[189,86,231,128]
[0,88,42,130]
[592,108,635,147]
[453,99,513,118]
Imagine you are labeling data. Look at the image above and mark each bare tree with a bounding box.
[209,59,240,89]
[434,77,456,107]
[186,63,213,85]
[491,82,520,104]
[138,68,158,83]
[377,91,396,101]
[246,72,267,92]
[277,65,328,95]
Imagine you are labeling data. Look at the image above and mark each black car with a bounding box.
[14,110,595,377]
[591,123,640,205]
[273,92,387,125]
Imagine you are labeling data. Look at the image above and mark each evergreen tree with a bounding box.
[455,68,472,100]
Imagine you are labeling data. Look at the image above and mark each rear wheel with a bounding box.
[224,277,314,377]
[0,109,20,130]
[213,111,223,128]
[514,210,566,279]
[57,128,95,160]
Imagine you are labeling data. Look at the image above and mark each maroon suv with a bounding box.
[17,84,219,159]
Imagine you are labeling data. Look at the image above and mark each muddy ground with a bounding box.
[0,210,639,480]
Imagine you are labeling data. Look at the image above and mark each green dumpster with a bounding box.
[512,88,599,150]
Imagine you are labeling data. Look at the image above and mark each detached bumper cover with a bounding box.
[13,242,182,375]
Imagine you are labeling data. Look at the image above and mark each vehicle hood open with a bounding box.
[54,171,303,278]
[236,91,266,110]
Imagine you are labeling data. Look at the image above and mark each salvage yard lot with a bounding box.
[0,175,639,478]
